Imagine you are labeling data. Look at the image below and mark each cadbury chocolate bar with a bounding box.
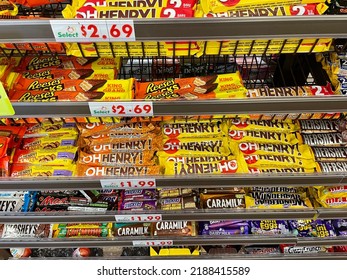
[153,221,196,236]
[250,220,291,235]
[200,193,245,209]
[114,223,151,237]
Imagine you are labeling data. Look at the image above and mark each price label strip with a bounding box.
[100,178,156,189]
[132,240,173,247]
[115,214,162,223]
[89,101,153,117]
[50,20,135,42]
[0,82,14,116]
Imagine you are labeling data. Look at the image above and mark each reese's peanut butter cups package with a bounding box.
[15,56,120,72]
[12,78,135,100]
[136,73,247,100]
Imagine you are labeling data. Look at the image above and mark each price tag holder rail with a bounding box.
[50,19,136,42]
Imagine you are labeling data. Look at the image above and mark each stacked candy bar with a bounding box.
[311,186,347,208]
[10,121,79,178]
[76,122,161,177]
[159,119,248,176]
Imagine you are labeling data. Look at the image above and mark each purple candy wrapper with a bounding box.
[332,219,347,236]
[250,220,290,235]
[122,189,157,201]
[119,200,157,210]
[200,221,249,235]
[289,219,336,237]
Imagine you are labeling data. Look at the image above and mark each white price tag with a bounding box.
[100,178,156,189]
[115,214,162,223]
[50,20,135,42]
[132,240,173,247]
[88,102,153,117]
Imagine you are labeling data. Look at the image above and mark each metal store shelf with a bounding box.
[1,235,346,249]
[1,16,347,42]
[0,235,298,248]
[5,96,347,118]
[317,209,347,219]
[0,173,344,191]
[0,209,318,224]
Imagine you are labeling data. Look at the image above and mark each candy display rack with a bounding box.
[1,3,347,259]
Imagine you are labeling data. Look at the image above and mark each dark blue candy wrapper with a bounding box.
[200,221,249,235]
[332,219,347,236]
[289,219,336,237]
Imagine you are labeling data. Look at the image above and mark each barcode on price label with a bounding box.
[115,214,162,223]
[50,20,135,42]
[88,102,153,117]
[132,240,173,247]
[100,178,156,189]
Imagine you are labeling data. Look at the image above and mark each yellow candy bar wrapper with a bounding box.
[54,223,112,229]
[233,142,313,159]
[245,196,313,209]
[76,0,197,9]
[195,3,328,17]
[11,163,77,177]
[197,39,332,56]
[161,137,231,156]
[158,154,237,167]
[25,122,79,137]
[249,186,307,194]
[244,154,317,169]
[162,120,227,139]
[229,118,300,133]
[316,196,347,208]
[164,158,248,175]
[249,167,316,174]
[12,146,78,165]
[315,186,347,199]
[228,130,299,145]
[21,134,78,150]
[0,1,18,16]
[200,0,327,14]
[77,164,161,177]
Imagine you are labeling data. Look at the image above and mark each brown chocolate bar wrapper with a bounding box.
[311,147,347,162]
[299,119,345,133]
[200,193,246,209]
[153,221,196,236]
[114,223,151,237]
[158,196,198,210]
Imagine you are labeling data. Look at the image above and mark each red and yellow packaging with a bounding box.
[196,3,328,17]
[136,73,247,100]
[78,150,156,166]
[15,56,121,72]
[200,0,327,14]
[77,163,160,177]
[0,43,65,53]
[12,78,135,100]
[229,119,300,133]
[0,136,9,158]
[164,157,248,175]
[13,0,64,7]
[0,1,18,16]
[228,130,300,145]
[0,155,10,177]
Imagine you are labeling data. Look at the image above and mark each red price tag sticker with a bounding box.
[106,20,136,41]
[115,214,162,223]
[50,20,135,42]
[89,102,154,117]
[100,178,156,189]
[132,240,173,247]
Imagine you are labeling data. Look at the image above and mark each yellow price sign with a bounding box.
[0,82,14,116]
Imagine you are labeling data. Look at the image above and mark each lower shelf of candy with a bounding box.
[5,245,347,260]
